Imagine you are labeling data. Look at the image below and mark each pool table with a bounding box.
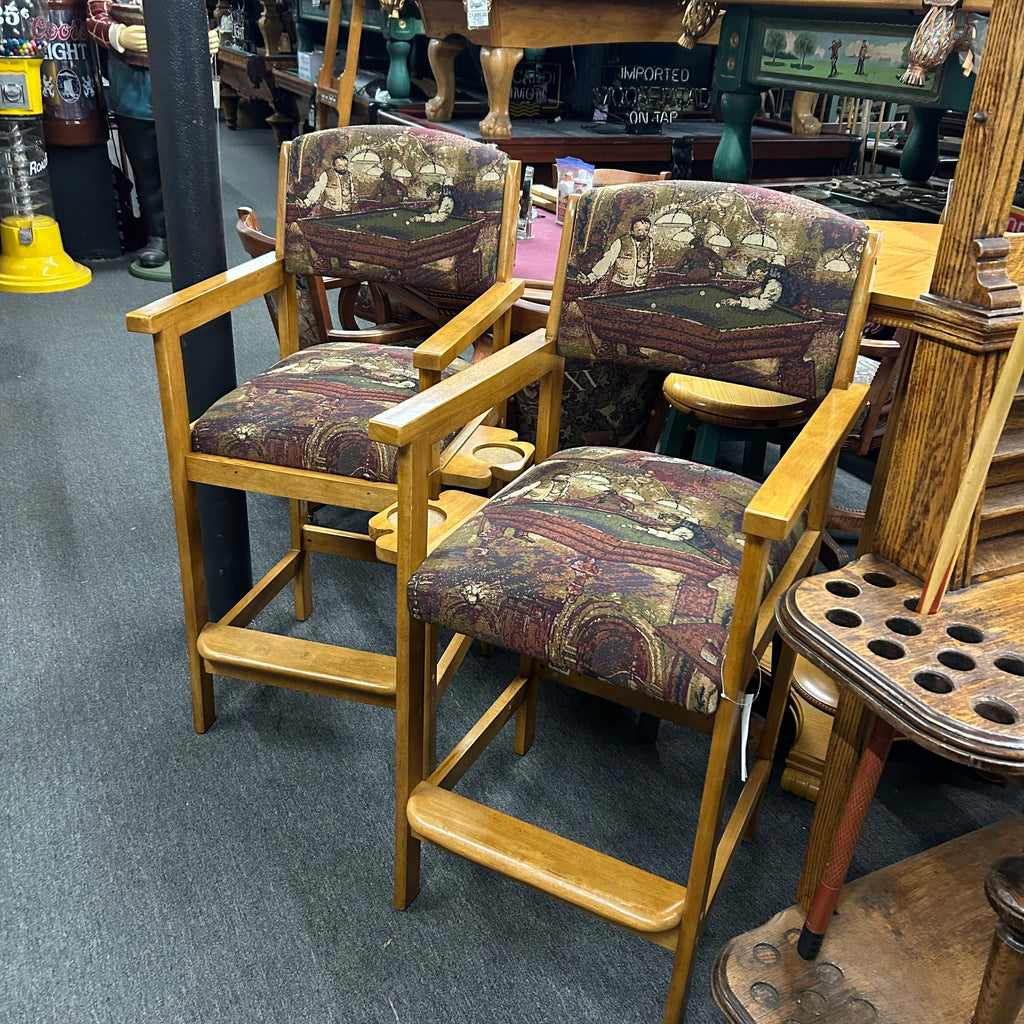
[412,0,708,138]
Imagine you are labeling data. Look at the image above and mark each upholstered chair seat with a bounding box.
[408,446,798,712]
[193,343,469,482]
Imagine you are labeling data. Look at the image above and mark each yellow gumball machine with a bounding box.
[0,1,90,292]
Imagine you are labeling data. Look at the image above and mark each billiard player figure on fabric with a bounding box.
[412,180,456,224]
[581,216,655,289]
[296,153,355,214]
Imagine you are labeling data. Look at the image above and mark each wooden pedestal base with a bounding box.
[713,814,1023,1024]
[781,658,840,802]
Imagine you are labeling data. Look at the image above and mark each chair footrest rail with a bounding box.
[407,781,687,940]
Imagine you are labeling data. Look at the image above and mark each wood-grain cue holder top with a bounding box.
[774,553,1024,777]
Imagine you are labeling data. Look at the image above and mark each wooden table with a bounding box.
[413,0,712,138]
[217,46,297,145]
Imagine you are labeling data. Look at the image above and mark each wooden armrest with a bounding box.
[327,320,433,345]
[126,252,285,336]
[369,329,557,448]
[413,279,526,372]
[743,383,869,541]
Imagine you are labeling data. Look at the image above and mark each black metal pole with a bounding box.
[145,0,252,618]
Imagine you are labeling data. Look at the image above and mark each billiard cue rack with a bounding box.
[712,553,1024,1024]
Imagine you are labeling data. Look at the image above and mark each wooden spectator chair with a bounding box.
[369,180,878,1023]
[125,124,530,736]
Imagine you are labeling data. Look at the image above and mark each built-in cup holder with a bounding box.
[473,443,524,465]
[388,506,447,528]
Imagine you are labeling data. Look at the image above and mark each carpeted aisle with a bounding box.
[0,120,1018,1024]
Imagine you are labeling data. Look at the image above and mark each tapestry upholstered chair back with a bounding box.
[282,124,510,304]
[555,180,870,401]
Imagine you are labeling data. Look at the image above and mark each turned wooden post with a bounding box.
[973,856,1024,1024]
[869,0,1024,587]
[259,1,286,54]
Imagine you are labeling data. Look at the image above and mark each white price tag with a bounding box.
[466,0,490,29]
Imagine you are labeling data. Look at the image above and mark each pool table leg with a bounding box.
[425,35,467,123]
[479,45,524,138]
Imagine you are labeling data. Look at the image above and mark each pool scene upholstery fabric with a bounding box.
[407,448,798,713]
[192,344,469,483]
[192,125,511,482]
[282,125,509,300]
[558,181,868,400]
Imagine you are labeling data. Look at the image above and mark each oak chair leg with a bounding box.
[744,640,797,841]
[291,498,313,621]
[424,623,438,773]
[175,479,216,733]
[395,613,427,910]
[513,658,539,755]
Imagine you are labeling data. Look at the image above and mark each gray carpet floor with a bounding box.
[1,119,1019,1024]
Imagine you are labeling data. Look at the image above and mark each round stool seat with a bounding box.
[663,374,816,431]
[791,656,840,713]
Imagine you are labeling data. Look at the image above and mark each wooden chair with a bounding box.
[125,124,529,735]
[235,205,432,349]
[369,180,879,1023]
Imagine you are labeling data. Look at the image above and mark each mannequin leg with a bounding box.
[116,114,167,267]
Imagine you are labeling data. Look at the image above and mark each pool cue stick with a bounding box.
[870,102,885,174]
[918,316,1024,614]
[797,714,896,959]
